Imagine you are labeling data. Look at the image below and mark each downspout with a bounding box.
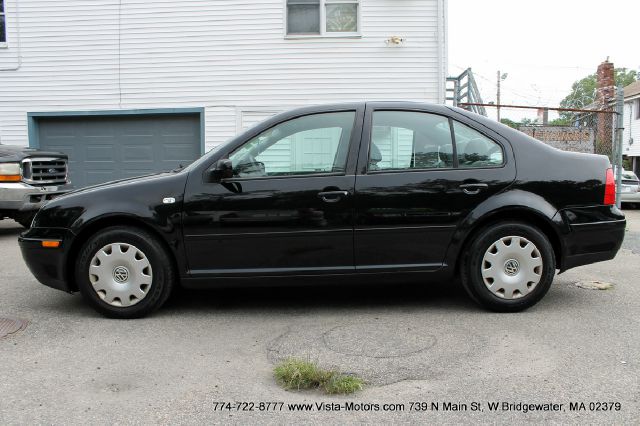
[631,100,635,173]
[0,0,22,71]
[437,0,448,104]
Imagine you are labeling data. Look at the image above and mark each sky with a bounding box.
[447,0,640,121]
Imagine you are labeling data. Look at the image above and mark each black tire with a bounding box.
[75,226,175,319]
[460,222,556,312]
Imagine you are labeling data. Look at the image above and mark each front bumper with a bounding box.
[0,181,72,214]
[557,205,626,272]
[19,227,76,292]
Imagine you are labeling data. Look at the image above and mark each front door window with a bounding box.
[229,112,356,178]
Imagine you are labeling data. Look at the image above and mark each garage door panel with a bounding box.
[85,145,116,162]
[122,145,155,162]
[163,143,199,162]
[158,117,196,131]
[85,171,118,186]
[40,121,77,138]
[36,113,201,188]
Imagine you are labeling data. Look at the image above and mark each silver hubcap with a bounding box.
[481,236,543,299]
[89,243,153,307]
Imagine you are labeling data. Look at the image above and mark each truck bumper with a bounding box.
[0,182,73,215]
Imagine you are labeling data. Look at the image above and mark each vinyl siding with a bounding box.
[623,98,640,157]
[0,0,447,151]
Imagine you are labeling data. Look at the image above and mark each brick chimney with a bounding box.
[596,59,614,154]
[596,59,615,104]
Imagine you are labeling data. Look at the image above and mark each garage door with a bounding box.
[36,114,201,188]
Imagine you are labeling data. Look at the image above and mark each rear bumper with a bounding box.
[620,191,640,203]
[557,205,626,272]
[18,227,75,292]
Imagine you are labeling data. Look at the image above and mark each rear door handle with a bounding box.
[459,183,488,195]
[317,190,350,203]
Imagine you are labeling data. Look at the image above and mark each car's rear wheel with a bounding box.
[75,226,175,318]
[460,222,555,312]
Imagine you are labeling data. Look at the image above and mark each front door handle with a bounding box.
[459,183,488,195]
[318,190,350,203]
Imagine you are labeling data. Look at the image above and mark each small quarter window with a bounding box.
[452,121,504,168]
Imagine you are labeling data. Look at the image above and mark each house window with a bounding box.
[636,99,640,120]
[0,0,6,43]
[286,0,359,36]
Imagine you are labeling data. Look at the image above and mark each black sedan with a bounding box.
[19,102,625,318]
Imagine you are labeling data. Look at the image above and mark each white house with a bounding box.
[0,0,448,187]
[623,80,640,173]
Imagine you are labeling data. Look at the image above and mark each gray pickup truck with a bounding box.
[0,143,72,227]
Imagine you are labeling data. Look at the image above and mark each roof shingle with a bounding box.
[624,80,640,99]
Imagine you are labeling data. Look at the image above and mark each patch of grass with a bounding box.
[273,358,364,395]
[323,373,364,395]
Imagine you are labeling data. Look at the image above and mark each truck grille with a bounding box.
[22,157,68,185]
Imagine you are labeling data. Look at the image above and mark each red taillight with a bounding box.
[604,168,616,205]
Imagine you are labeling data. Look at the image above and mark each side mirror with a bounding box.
[207,159,233,182]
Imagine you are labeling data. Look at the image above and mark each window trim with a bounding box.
[636,99,640,120]
[284,0,361,39]
[0,0,7,46]
[221,110,359,182]
[365,110,506,175]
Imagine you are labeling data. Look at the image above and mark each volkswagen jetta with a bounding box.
[19,103,626,318]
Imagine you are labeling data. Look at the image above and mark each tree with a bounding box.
[500,118,519,129]
[500,117,538,128]
[549,117,571,126]
[559,68,637,120]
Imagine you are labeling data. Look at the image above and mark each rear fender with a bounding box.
[444,189,566,272]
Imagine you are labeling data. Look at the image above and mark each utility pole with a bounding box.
[614,86,624,208]
[496,71,508,122]
[497,70,502,122]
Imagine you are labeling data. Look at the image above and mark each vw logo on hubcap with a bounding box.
[113,266,130,283]
[504,259,520,276]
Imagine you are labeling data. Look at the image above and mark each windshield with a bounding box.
[181,143,228,173]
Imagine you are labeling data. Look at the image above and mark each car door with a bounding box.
[182,108,363,277]
[353,104,516,272]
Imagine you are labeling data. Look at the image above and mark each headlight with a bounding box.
[0,163,21,182]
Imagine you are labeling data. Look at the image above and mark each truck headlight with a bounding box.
[0,163,21,182]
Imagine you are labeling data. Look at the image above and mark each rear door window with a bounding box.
[369,111,453,171]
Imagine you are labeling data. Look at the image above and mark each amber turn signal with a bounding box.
[0,175,21,182]
[41,241,61,248]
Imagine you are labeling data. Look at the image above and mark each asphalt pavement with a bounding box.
[1,211,639,425]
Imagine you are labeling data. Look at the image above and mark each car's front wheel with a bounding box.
[461,222,556,312]
[75,226,175,318]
